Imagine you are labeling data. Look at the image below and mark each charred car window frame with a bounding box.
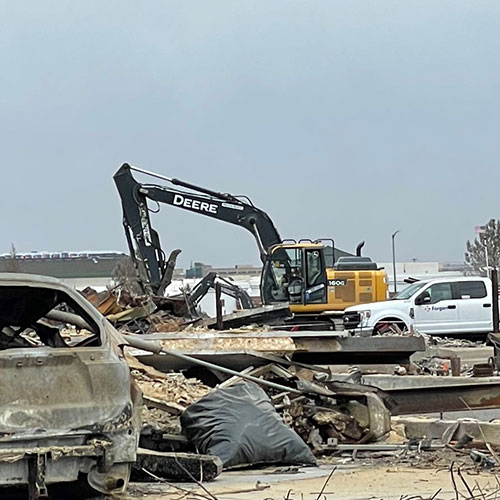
[0,284,102,350]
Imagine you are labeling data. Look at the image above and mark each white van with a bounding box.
[343,276,494,336]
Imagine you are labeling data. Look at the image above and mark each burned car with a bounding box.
[0,273,141,498]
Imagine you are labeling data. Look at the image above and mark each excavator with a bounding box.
[113,163,388,321]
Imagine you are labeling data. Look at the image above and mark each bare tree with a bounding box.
[111,256,143,295]
[465,219,500,275]
[4,243,23,273]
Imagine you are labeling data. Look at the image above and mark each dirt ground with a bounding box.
[121,464,500,500]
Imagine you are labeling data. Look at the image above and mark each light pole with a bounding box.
[392,230,400,295]
[480,236,490,278]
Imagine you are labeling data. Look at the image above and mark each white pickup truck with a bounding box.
[343,276,495,336]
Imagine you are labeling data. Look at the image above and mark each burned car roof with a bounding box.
[0,272,70,285]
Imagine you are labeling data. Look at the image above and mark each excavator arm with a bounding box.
[185,271,254,318]
[113,163,281,295]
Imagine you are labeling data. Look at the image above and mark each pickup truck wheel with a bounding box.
[373,319,408,335]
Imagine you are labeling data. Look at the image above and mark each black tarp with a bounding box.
[181,382,316,468]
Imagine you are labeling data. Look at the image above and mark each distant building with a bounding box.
[379,261,465,293]
[185,262,262,279]
[184,246,354,279]
[0,251,128,290]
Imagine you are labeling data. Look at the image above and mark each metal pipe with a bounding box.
[123,334,302,394]
[249,220,268,260]
[129,164,235,202]
[45,310,93,331]
[128,165,174,183]
[355,241,365,257]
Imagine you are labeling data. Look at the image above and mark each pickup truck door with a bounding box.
[453,280,492,333]
[413,282,459,334]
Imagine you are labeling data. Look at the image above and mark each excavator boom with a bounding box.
[113,163,281,295]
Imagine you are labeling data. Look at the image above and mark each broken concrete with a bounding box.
[393,415,500,446]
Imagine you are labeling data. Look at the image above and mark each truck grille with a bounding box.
[343,311,361,329]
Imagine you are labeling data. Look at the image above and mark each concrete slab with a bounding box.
[393,415,500,445]
[363,375,500,414]
[363,374,500,390]
[127,333,425,370]
[411,345,494,367]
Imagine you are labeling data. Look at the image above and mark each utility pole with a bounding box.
[492,268,499,334]
[392,230,400,295]
[485,245,490,278]
[215,282,223,330]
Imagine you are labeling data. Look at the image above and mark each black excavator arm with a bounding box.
[113,163,281,295]
[185,271,254,318]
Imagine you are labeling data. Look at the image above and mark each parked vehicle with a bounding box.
[0,273,141,497]
[343,276,494,336]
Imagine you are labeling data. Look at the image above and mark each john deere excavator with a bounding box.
[113,164,388,319]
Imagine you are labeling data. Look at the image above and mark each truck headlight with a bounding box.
[360,310,371,323]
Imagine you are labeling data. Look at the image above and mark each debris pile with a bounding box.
[106,293,500,487]
[82,286,187,333]
[132,369,210,408]
[414,333,496,376]
[125,338,500,486]
[126,353,210,436]
[219,363,391,453]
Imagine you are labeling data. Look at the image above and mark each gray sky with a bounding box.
[1,1,499,268]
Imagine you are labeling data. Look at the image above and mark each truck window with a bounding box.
[393,281,427,300]
[454,281,487,299]
[426,283,453,304]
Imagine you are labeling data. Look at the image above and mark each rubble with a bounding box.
[131,369,210,408]
[127,334,394,456]
[197,303,292,329]
[132,449,223,482]
[126,352,210,438]
[413,333,495,376]
[82,286,188,334]
[393,415,500,447]
[141,406,181,435]
[77,284,500,494]
[82,283,293,338]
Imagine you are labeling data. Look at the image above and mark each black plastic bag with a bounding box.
[181,382,316,468]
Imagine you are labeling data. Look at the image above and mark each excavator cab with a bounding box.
[261,240,388,314]
[261,243,329,306]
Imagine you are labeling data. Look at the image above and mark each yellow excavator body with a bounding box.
[265,242,388,315]
[289,266,388,314]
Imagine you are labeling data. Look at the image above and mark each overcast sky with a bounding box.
[1,1,499,268]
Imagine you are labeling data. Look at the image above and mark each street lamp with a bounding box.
[391,230,400,295]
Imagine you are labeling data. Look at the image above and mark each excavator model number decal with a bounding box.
[328,279,347,287]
